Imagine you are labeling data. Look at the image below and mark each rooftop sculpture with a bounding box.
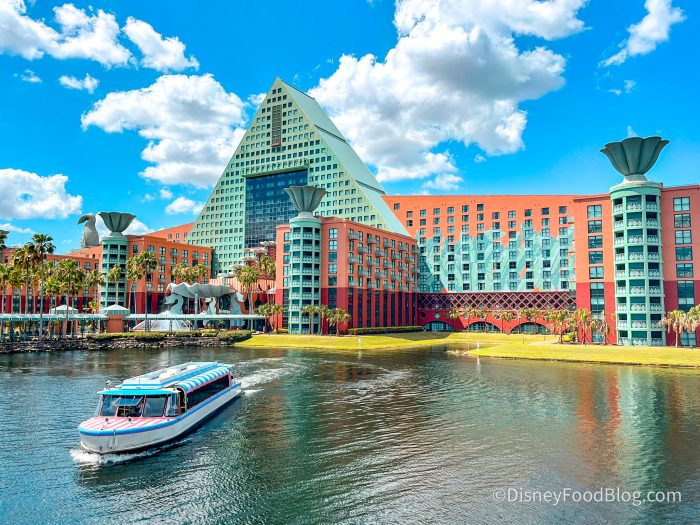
[600,136,669,183]
[284,185,327,217]
[98,212,136,239]
[77,213,100,248]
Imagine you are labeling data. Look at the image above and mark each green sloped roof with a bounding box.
[281,80,408,236]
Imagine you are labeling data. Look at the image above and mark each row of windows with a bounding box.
[399,205,569,217]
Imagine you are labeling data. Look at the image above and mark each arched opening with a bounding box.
[423,321,453,332]
[466,321,500,333]
[511,322,550,335]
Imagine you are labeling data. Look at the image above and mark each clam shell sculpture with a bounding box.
[600,136,668,182]
[98,212,136,238]
[284,185,327,215]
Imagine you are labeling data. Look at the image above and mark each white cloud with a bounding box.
[82,74,247,187]
[474,153,487,163]
[140,193,155,202]
[0,222,33,234]
[165,196,204,215]
[248,92,266,106]
[0,168,82,219]
[123,17,198,72]
[626,125,638,137]
[310,0,585,184]
[603,0,685,66]
[608,79,636,96]
[16,68,41,82]
[0,0,60,60]
[159,188,173,199]
[59,73,99,93]
[421,173,463,192]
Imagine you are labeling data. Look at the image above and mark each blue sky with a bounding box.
[0,0,697,252]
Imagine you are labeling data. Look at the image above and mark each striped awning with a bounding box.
[174,366,230,393]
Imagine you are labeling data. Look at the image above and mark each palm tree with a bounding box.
[317,304,331,335]
[544,309,569,344]
[462,306,474,331]
[138,252,158,330]
[29,234,55,338]
[106,264,123,306]
[84,269,103,308]
[56,259,84,336]
[126,257,140,312]
[301,304,319,335]
[328,307,351,336]
[235,265,260,329]
[500,310,515,334]
[0,264,10,314]
[0,229,8,262]
[12,244,36,315]
[448,306,463,330]
[660,310,687,348]
[7,266,23,314]
[269,303,284,333]
[256,255,276,294]
[576,308,593,346]
[521,307,540,334]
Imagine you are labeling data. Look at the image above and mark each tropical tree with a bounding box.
[328,307,351,336]
[7,266,23,314]
[56,259,84,336]
[257,303,284,333]
[106,264,123,307]
[521,307,541,334]
[0,229,8,262]
[12,244,36,314]
[85,268,103,308]
[592,311,612,345]
[499,310,515,334]
[235,265,260,329]
[462,306,474,330]
[256,255,276,293]
[660,310,687,348]
[126,258,141,311]
[575,308,594,346]
[0,264,11,314]
[448,306,463,330]
[29,234,55,337]
[317,304,330,335]
[544,309,570,344]
[301,304,319,335]
[137,252,158,330]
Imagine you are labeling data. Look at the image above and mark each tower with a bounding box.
[602,136,669,346]
[188,78,407,276]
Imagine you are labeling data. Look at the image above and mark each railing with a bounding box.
[614,221,624,230]
[628,235,644,244]
[630,287,646,294]
[348,254,361,264]
[649,287,662,295]
[614,238,625,247]
[648,269,661,278]
[349,232,360,240]
[646,219,659,227]
[627,220,643,227]
[616,288,627,295]
[629,253,645,261]
[383,239,393,248]
[631,321,648,329]
[645,202,659,211]
[613,204,624,213]
[648,253,660,261]
[650,304,663,312]
[626,204,643,211]
[647,236,659,244]
[615,254,626,262]
[367,236,377,244]
[630,304,647,312]
[375,249,387,257]
[629,270,645,277]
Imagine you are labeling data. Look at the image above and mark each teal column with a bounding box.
[100,236,128,309]
[610,181,665,346]
[287,215,322,334]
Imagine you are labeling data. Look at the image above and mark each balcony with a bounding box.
[631,321,648,329]
[627,220,643,227]
[358,269,371,277]
[630,304,647,312]
[645,202,659,211]
[348,279,359,287]
[651,338,664,346]
[616,304,628,312]
[615,254,626,262]
[648,253,660,261]
[367,236,377,244]
[629,253,645,261]
[650,304,663,312]
[375,249,387,257]
[614,221,624,230]
[348,254,361,264]
[627,235,644,244]
[617,321,629,329]
[648,269,661,278]
[349,232,360,240]
[626,203,643,211]
[646,235,659,244]
[614,238,625,247]
[615,270,626,278]
[383,239,393,248]
[375,270,388,278]
[646,219,659,227]
[616,287,627,295]
[629,269,645,277]
[649,287,662,295]
[630,286,646,294]
[613,204,624,213]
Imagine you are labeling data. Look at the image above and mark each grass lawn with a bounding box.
[237,332,700,368]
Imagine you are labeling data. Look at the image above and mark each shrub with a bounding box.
[216,330,253,343]
[347,326,423,336]
[198,329,219,337]
[87,332,168,341]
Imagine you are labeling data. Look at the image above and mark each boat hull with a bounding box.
[78,383,241,454]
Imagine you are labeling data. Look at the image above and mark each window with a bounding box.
[678,281,695,310]
[462,205,469,212]
[589,267,604,279]
[587,205,602,218]
[675,230,692,244]
[676,247,693,261]
[674,214,691,228]
[673,197,690,211]
[393,203,400,210]
[589,251,603,264]
[329,228,338,239]
[541,207,549,216]
[187,375,230,408]
[559,206,567,214]
[525,209,532,217]
[677,263,694,278]
[588,220,603,234]
[329,240,338,250]
[588,236,603,249]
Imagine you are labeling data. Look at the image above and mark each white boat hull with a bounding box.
[79,384,241,454]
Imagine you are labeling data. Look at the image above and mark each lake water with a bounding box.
[1,346,699,524]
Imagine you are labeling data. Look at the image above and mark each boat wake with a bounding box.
[239,362,303,390]
[70,447,162,466]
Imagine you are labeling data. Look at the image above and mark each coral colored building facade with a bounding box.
[275,217,418,333]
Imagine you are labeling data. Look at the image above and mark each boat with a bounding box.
[78,362,241,454]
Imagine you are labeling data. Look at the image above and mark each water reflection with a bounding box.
[1,348,699,524]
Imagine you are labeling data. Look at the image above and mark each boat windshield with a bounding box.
[97,395,170,417]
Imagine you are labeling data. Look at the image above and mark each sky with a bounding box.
[0,0,698,252]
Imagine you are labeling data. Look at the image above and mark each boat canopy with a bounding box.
[175,366,231,394]
[98,388,176,396]
[121,362,222,389]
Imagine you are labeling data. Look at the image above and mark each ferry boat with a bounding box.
[78,362,241,454]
